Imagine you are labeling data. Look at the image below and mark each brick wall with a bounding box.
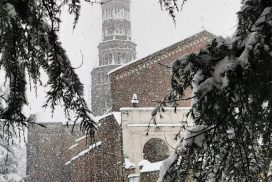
[110,31,215,112]
[66,114,125,182]
[26,114,125,182]
[26,122,82,182]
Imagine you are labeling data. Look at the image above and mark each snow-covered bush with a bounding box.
[0,86,25,181]
[0,133,25,182]
[159,0,272,181]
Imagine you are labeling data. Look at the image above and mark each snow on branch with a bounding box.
[183,125,210,149]
[160,1,272,181]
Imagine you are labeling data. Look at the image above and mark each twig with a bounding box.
[72,50,84,69]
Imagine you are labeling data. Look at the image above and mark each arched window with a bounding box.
[105,53,112,65]
[143,138,169,163]
[127,53,132,62]
[122,53,126,63]
[116,52,121,64]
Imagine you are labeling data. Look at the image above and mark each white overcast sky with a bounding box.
[27,0,241,114]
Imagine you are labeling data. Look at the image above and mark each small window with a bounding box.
[116,53,121,64]
[122,53,126,62]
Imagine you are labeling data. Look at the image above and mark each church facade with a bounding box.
[109,30,215,179]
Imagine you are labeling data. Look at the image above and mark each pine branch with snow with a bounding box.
[0,1,97,136]
[160,0,272,181]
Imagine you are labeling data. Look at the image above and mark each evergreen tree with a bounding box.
[0,0,99,136]
[159,0,272,181]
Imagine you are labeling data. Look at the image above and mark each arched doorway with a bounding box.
[143,138,169,163]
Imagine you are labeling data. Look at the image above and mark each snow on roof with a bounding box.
[138,159,163,173]
[108,56,142,75]
[68,135,89,150]
[75,135,87,143]
[68,143,78,150]
[68,112,121,150]
[108,30,214,76]
[138,159,150,167]
[65,141,102,165]
[124,158,136,169]
[95,112,121,125]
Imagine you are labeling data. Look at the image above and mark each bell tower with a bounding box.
[91,0,136,116]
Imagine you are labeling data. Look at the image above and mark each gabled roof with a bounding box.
[109,30,215,77]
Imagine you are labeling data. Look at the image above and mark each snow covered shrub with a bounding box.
[0,132,25,182]
[0,86,25,181]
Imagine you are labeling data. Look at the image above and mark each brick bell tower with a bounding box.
[91,0,136,116]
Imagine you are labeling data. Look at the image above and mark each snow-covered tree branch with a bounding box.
[159,0,272,181]
[0,0,98,135]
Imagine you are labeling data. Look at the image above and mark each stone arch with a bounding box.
[142,138,169,163]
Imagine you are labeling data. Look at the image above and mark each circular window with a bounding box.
[143,138,169,163]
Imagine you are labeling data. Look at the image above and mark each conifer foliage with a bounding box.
[160,0,272,181]
[0,0,97,135]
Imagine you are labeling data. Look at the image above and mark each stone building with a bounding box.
[25,31,214,182]
[91,0,137,116]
